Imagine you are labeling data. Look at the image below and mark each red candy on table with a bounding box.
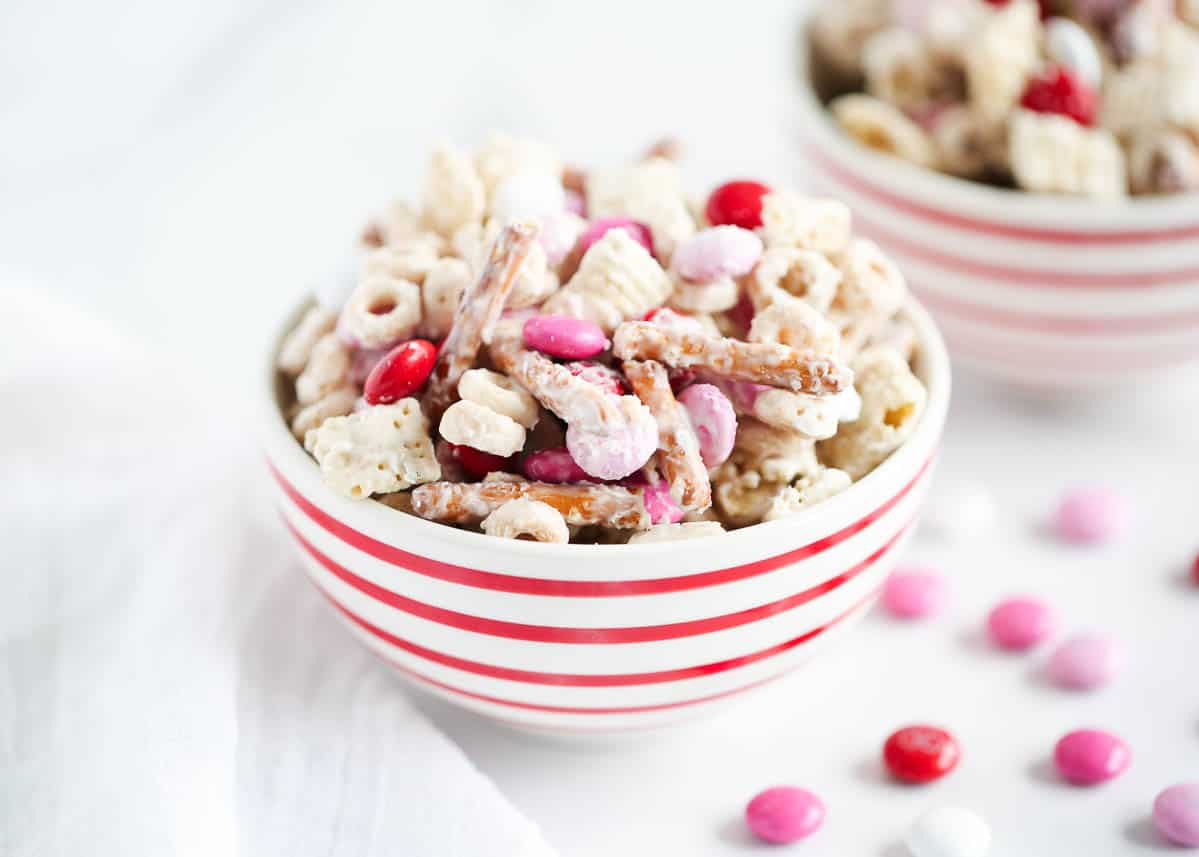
[705,180,771,230]
[363,339,437,405]
[448,444,514,480]
[884,725,961,784]
[1019,66,1097,127]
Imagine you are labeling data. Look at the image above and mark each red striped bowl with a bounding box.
[796,25,1199,392]
[264,298,949,735]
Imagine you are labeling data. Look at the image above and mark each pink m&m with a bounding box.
[521,447,591,484]
[1154,783,1199,847]
[576,217,654,258]
[1054,486,1130,544]
[523,315,608,360]
[677,383,737,468]
[987,596,1056,650]
[1053,729,1131,785]
[672,226,763,283]
[882,567,948,619]
[745,786,826,844]
[1046,633,1123,690]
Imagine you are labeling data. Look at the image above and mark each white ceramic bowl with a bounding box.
[263,298,950,735]
[795,23,1199,392]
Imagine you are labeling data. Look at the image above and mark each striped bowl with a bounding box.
[263,298,950,735]
[796,26,1199,392]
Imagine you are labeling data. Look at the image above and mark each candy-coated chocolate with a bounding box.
[705,180,771,230]
[1154,783,1199,847]
[905,807,991,857]
[521,448,592,484]
[449,444,514,480]
[523,315,609,360]
[1046,633,1122,690]
[576,218,653,258]
[884,725,960,783]
[672,226,763,282]
[882,568,948,619]
[987,596,1056,650]
[1053,729,1131,785]
[363,339,437,405]
[677,383,737,468]
[1054,486,1130,544]
[745,786,825,844]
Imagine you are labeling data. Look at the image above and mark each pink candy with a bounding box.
[1054,486,1130,544]
[1154,783,1199,847]
[521,447,592,484]
[1046,633,1123,690]
[523,315,609,359]
[1054,729,1131,785]
[677,383,737,468]
[882,567,948,619]
[638,476,684,524]
[745,786,826,844]
[566,415,658,482]
[672,225,763,283]
[987,596,1056,651]
[576,217,654,258]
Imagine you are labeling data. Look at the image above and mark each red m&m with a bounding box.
[884,725,961,784]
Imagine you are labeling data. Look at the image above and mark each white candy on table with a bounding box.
[904,806,991,857]
[305,400,440,499]
[438,399,527,458]
[481,498,569,544]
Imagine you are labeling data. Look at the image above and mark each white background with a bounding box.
[3,1,1198,854]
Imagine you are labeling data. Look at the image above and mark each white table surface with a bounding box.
[4,1,1197,854]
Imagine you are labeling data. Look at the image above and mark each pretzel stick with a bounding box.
[509,350,627,433]
[611,321,851,395]
[410,481,650,529]
[423,221,538,422]
[623,360,711,512]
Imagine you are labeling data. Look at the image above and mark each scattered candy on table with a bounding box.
[1053,729,1131,785]
[904,806,991,857]
[883,725,961,783]
[1053,486,1130,544]
[882,567,948,619]
[986,596,1057,651]
[1045,633,1123,690]
[744,786,826,844]
[1153,783,1199,847]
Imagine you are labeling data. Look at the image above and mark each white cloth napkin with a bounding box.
[0,286,556,857]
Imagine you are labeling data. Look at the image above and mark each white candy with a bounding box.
[1045,18,1103,88]
[438,399,527,458]
[490,172,567,224]
[921,479,996,540]
[905,807,991,857]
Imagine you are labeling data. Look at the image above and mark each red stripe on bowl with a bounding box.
[804,140,1199,245]
[853,212,1199,289]
[324,586,876,686]
[271,456,930,596]
[284,515,910,643]
[913,284,1199,335]
[339,596,877,716]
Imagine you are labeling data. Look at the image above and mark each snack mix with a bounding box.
[277,135,928,544]
[810,0,1199,196]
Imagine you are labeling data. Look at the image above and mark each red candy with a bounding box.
[449,444,513,480]
[884,725,961,784]
[705,180,771,230]
[363,339,437,405]
[1020,66,1097,127]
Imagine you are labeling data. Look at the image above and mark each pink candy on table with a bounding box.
[521,447,592,484]
[882,567,948,619]
[1053,729,1131,785]
[1046,633,1123,690]
[1054,486,1130,544]
[677,383,737,468]
[523,315,609,360]
[1154,783,1199,847]
[987,596,1056,650]
[672,226,764,283]
[576,217,654,258]
[745,786,826,844]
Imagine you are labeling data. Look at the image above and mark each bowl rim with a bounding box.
[793,11,1199,231]
[263,291,950,562]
